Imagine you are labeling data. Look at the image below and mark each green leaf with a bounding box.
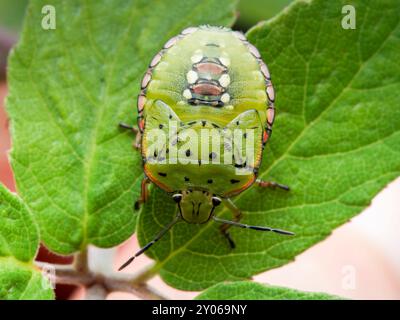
[0,184,38,261]
[6,0,238,254]
[0,184,54,300]
[137,0,400,290]
[196,281,342,300]
[0,258,54,300]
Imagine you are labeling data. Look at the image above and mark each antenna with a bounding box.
[212,216,294,236]
[118,215,181,271]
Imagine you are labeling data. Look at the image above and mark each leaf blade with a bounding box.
[0,184,38,262]
[0,257,54,300]
[0,184,54,300]
[137,0,400,290]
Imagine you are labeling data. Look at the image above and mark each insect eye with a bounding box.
[172,194,183,203]
[212,197,222,207]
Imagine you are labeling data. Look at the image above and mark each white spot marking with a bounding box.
[186,70,198,84]
[219,74,230,87]
[221,93,230,103]
[183,89,192,99]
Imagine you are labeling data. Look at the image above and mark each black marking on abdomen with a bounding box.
[234,161,247,168]
[188,98,224,107]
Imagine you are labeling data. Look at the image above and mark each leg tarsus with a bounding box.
[256,179,290,191]
[134,200,141,210]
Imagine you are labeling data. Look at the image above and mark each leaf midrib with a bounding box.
[80,0,140,248]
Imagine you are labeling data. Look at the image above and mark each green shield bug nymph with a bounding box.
[119,25,293,270]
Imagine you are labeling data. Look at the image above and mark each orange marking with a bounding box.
[144,164,173,192]
[224,174,256,198]
[263,130,269,144]
[138,118,145,132]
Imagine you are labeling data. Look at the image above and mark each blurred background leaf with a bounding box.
[0,0,29,32]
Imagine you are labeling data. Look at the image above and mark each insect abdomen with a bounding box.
[138,26,276,196]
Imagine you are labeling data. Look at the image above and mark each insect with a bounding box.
[119,25,293,271]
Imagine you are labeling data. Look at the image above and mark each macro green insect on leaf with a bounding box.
[3,0,400,299]
[117,25,294,271]
[136,0,400,290]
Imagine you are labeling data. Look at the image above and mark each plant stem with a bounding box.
[34,260,166,300]
[74,249,89,274]
[35,261,94,286]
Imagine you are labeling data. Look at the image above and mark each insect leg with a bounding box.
[118,122,141,150]
[133,131,142,150]
[256,178,290,191]
[119,122,139,133]
[219,198,243,249]
[134,176,151,210]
